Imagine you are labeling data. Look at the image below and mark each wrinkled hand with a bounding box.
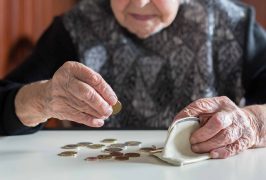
[43,61,118,127]
[173,96,261,159]
[16,61,118,128]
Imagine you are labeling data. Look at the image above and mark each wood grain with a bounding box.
[0,0,76,78]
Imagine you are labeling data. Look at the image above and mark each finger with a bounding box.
[67,78,113,117]
[190,111,233,144]
[210,137,250,159]
[174,96,236,120]
[62,105,105,128]
[67,62,118,106]
[191,124,242,153]
[64,91,105,119]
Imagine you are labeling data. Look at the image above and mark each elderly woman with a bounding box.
[1,0,266,159]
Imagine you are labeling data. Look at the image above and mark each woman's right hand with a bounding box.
[15,61,118,128]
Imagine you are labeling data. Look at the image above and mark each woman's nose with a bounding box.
[131,0,151,8]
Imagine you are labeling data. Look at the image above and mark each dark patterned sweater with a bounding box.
[1,0,266,135]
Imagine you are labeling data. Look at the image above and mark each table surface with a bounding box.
[0,130,265,180]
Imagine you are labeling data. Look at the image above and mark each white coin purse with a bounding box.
[154,117,210,166]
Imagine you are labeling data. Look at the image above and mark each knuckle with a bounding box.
[89,73,102,86]
[63,61,76,70]
[217,130,233,144]
[218,96,230,103]
[98,79,108,93]
[212,114,224,129]
[194,97,216,111]
[219,96,237,108]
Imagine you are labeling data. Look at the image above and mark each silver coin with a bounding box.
[108,143,127,149]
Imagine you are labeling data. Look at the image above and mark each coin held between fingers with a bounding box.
[112,101,122,115]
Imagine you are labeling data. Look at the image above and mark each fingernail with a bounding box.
[110,95,117,105]
[103,103,113,115]
[106,106,113,115]
[98,120,104,126]
[192,145,199,152]
[93,119,104,127]
[211,151,219,158]
[101,116,109,120]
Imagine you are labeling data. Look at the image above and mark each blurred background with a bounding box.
[0,0,265,128]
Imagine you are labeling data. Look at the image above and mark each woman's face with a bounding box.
[111,0,181,39]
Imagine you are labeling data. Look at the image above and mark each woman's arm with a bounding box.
[0,16,78,135]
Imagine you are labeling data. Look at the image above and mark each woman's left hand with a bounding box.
[173,96,261,159]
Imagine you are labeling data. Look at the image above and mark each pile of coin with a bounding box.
[58,138,163,162]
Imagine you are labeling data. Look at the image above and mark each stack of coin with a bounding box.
[58,138,163,162]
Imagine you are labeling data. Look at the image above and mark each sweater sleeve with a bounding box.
[0,16,78,135]
[243,7,266,105]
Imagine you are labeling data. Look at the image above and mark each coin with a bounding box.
[115,156,129,161]
[61,144,79,150]
[58,151,77,157]
[112,101,122,115]
[104,147,123,152]
[108,143,127,149]
[97,155,113,160]
[149,148,164,154]
[125,141,142,146]
[125,153,140,158]
[84,157,98,161]
[77,142,93,147]
[139,147,156,153]
[101,138,117,143]
[110,152,124,157]
[87,144,105,149]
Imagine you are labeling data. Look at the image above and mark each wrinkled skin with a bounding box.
[111,0,180,39]
[15,61,117,127]
[173,96,264,159]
